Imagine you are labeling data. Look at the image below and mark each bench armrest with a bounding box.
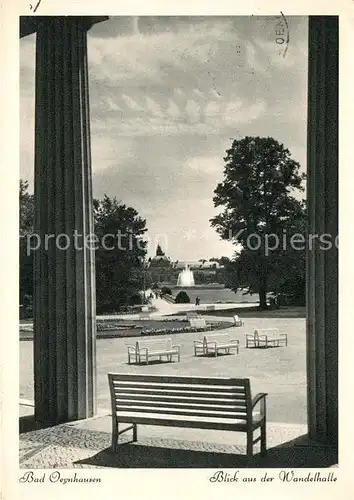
[252,393,268,416]
[172,344,180,351]
[127,345,136,352]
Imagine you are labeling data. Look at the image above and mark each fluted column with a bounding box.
[307,16,338,447]
[33,17,100,423]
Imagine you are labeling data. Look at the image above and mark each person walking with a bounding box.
[195,296,200,306]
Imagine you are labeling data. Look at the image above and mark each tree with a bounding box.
[175,291,190,304]
[211,136,306,309]
[18,184,150,313]
[94,195,148,313]
[19,180,34,303]
[156,244,165,256]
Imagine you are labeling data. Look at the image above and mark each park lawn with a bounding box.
[20,317,306,425]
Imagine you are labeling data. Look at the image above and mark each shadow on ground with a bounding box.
[19,417,337,469]
[74,436,337,469]
[20,415,57,434]
[198,307,306,319]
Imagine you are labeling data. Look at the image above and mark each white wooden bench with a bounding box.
[188,317,207,329]
[127,338,180,364]
[193,338,206,356]
[233,315,244,327]
[245,332,259,348]
[186,311,199,320]
[246,329,288,348]
[204,333,239,356]
[108,373,268,458]
[139,311,151,320]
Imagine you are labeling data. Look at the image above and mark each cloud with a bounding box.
[121,94,145,112]
[166,100,181,119]
[20,16,308,259]
[185,100,201,123]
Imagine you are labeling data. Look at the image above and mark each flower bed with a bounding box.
[20,320,232,340]
[140,322,229,337]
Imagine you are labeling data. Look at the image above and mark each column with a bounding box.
[307,16,338,447]
[33,17,102,423]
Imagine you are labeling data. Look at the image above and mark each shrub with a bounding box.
[175,291,190,303]
[129,293,142,306]
[161,286,172,295]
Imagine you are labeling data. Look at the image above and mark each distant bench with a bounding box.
[194,332,240,357]
[233,315,244,327]
[188,317,208,329]
[186,311,199,320]
[127,338,180,364]
[245,329,288,348]
[108,373,268,458]
[139,311,151,320]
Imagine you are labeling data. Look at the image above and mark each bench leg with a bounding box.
[260,421,267,456]
[133,423,138,442]
[112,420,118,452]
[246,430,253,458]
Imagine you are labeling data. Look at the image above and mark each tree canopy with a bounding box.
[93,195,148,313]
[19,183,149,313]
[19,180,34,302]
[210,136,306,308]
[156,244,165,256]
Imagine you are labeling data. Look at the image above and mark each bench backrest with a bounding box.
[139,312,151,320]
[136,338,172,353]
[186,311,199,319]
[189,318,207,328]
[255,328,280,337]
[233,315,242,323]
[204,333,233,344]
[108,373,252,422]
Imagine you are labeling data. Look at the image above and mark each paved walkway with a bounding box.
[20,403,338,469]
[19,307,327,468]
[20,404,336,469]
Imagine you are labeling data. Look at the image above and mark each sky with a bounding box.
[20,16,308,261]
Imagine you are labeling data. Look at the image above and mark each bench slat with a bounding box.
[111,373,248,386]
[113,388,247,401]
[116,414,252,431]
[113,394,247,406]
[116,406,248,420]
[115,400,247,413]
[113,384,246,396]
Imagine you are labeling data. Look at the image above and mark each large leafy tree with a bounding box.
[94,195,148,313]
[211,136,306,308]
[19,183,148,313]
[19,180,34,303]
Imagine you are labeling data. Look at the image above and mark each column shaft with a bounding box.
[306,16,338,446]
[33,18,96,423]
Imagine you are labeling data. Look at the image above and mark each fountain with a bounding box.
[176,265,195,287]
